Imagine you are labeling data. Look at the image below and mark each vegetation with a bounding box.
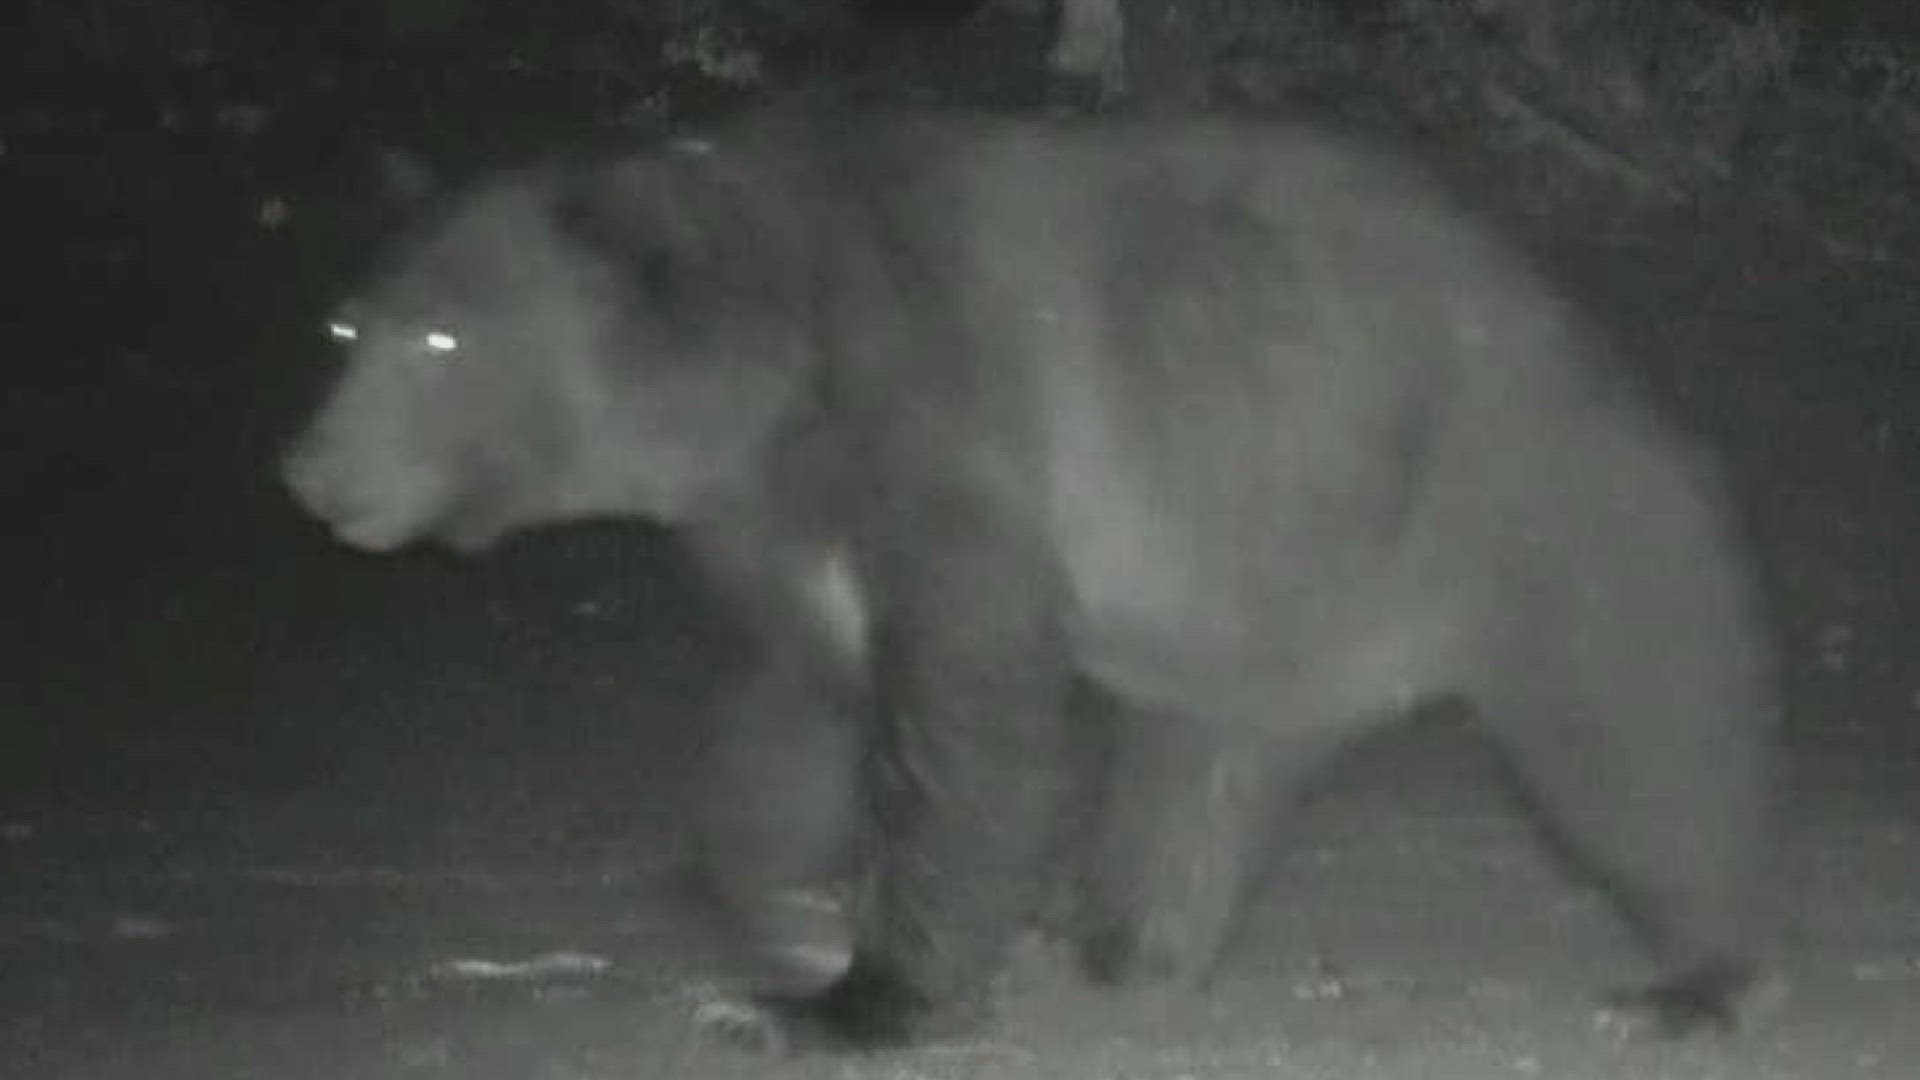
[13,0,1919,258]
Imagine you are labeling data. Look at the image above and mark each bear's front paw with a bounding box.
[710,955,986,1053]
[1595,962,1785,1040]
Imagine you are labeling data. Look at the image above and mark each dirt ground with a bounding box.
[4,630,1917,1079]
[6,6,1920,1079]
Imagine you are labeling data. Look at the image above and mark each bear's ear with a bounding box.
[552,159,679,300]
[374,149,438,207]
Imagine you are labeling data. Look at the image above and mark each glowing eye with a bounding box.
[423,330,459,353]
[326,321,359,343]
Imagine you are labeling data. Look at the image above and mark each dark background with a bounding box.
[4,1,1918,1077]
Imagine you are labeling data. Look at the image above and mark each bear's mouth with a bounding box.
[282,448,459,554]
[328,514,419,553]
[427,485,520,554]
[315,498,502,555]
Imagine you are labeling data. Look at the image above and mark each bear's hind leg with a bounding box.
[1477,632,1776,1037]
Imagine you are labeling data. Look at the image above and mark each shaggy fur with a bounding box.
[284,118,1777,1048]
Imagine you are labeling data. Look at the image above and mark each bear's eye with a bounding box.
[325,320,360,343]
[421,329,460,355]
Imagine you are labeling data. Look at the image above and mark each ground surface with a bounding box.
[6,8,1920,1079]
